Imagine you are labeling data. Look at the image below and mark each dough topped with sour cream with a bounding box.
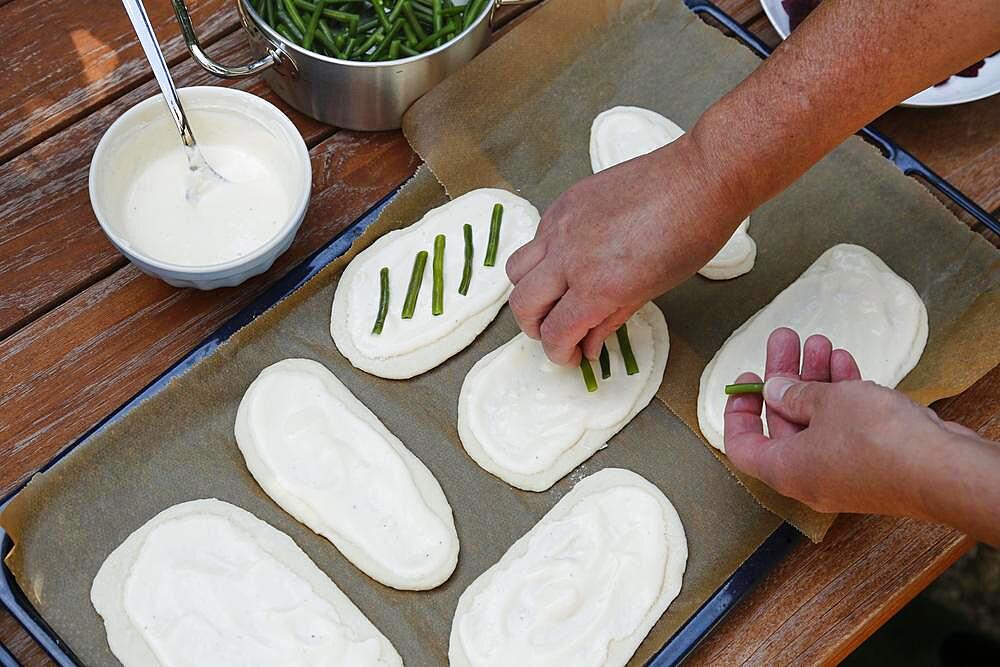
[91,499,402,667]
[458,302,669,491]
[449,468,687,667]
[235,358,459,590]
[590,106,756,280]
[698,243,928,452]
[331,188,541,379]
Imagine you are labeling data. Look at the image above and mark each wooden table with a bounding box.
[1,0,997,664]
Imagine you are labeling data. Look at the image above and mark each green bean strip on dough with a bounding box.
[401,250,428,319]
[724,382,765,395]
[483,203,503,267]
[616,324,639,375]
[599,343,611,379]
[372,267,390,334]
[458,223,473,295]
[432,234,446,315]
[580,358,599,393]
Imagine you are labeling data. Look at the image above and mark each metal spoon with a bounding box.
[121,0,226,201]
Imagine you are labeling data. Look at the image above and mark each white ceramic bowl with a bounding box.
[758,0,1000,107]
[90,86,311,290]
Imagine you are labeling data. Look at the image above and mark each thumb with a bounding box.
[763,377,828,425]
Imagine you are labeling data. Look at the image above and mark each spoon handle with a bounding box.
[121,0,197,148]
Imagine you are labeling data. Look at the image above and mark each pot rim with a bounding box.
[241,0,494,67]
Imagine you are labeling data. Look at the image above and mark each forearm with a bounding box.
[910,430,1000,547]
[688,0,1000,225]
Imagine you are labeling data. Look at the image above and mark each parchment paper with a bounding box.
[403,0,1000,541]
[2,166,781,666]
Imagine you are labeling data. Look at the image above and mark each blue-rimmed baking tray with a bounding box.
[1,1,996,665]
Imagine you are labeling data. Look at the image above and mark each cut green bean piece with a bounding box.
[463,0,487,28]
[303,1,327,49]
[401,250,428,319]
[599,343,611,379]
[458,223,473,295]
[372,267,390,334]
[282,0,308,32]
[415,17,455,50]
[580,358,599,393]
[432,234,446,315]
[399,42,420,56]
[401,2,427,39]
[724,382,765,395]
[616,324,639,375]
[371,0,392,29]
[483,203,503,267]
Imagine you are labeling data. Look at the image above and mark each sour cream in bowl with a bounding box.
[89,86,311,289]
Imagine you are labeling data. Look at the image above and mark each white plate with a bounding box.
[758,0,1000,107]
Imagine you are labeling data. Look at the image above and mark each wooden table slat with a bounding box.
[0,0,238,164]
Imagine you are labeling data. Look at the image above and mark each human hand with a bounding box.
[723,327,979,517]
[505,134,743,366]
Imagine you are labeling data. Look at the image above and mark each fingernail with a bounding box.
[764,377,795,402]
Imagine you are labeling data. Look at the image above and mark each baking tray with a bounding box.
[2,2,997,665]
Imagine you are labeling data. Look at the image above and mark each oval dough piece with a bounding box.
[235,358,459,590]
[590,106,756,280]
[458,302,669,491]
[449,468,687,667]
[331,188,541,378]
[698,243,928,452]
[91,499,402,667]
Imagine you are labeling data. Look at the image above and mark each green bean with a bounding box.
[415,19,456,49]
[599,343,611,379]
[432,234,445,315]
[276,23,297,41]
[616,324,639,375]
[276,6,306,41]
[302,0,326,49]
[353,26,385,57]
[372,267,390,334]
[483,202,503,267]
[371,0,392,30]
[441,6,463,17]
[399,42,420,56]
[431,0,442,45]
[387,0,408,24]
[463,0,487,29]
[367,18,403,60]
[357,17,380,32]
[342,36,357,56]
[292,0,359,23]
[282,0,308,33]
[401,20,418,46]
[580,358,599,393]
[401,251,428,319]
[315,19,342,55]
[724,382,765,395]
[401,2,427,39]
[459,223,473,295]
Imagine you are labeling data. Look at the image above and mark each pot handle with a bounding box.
[171,0,283,78]
[491,0,544,28]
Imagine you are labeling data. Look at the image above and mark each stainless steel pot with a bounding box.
[172,0,533,131]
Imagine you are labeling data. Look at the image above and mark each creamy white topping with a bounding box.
[236,358,459,589]
[92,499,401,667]
[125,515,385,667]
[103,105,302,267]
[589,106,756,280]
[331,188,540,378]
[459,302,669,491]
[698,244,928,451]
[450,469,687,667]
